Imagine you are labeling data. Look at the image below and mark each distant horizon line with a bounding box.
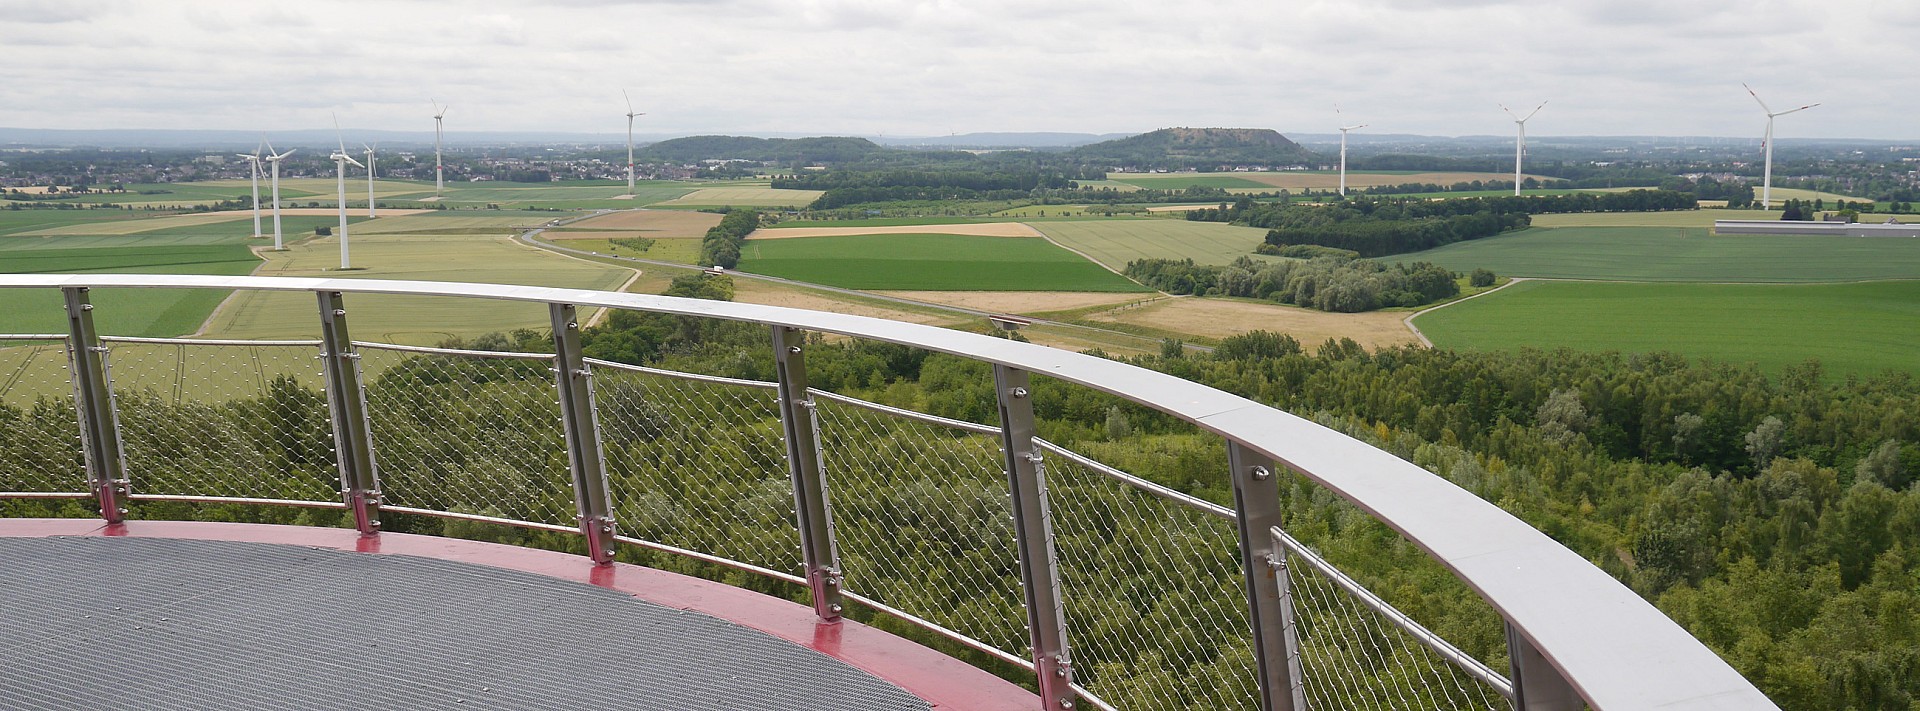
[2,126,1915,146]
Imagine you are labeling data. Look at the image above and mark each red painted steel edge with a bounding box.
[0,519,1038,711]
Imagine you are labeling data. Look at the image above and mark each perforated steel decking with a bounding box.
[0,537,933,711]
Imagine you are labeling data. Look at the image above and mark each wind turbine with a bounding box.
[1336,108,1367,197]
[1744,83,1819,209]
[1500,101,1547,196]
[237,141,264,238]
[623,90,645,196]
[264,141,296,250]
[362,142,378,217]
[331,117,366,270]
[431,100,448,199]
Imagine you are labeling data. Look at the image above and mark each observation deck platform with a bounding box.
[0,519,1036,711]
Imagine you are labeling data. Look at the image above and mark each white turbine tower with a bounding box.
[237,142,264,238]
[362,142,378,217]
[1500,101,1547,196]
[331,118,366,270]
[264,141,296,251]
[1336,108,1367,197]
[432,100,448,199]
[623,90,645,197]
[1744,83,1819,210]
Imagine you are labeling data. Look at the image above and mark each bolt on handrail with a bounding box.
[0,274,1778,711]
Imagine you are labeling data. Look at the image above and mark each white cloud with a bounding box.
[0,0,1909,139]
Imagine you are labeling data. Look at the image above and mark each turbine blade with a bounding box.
[1522,101,1547,122]
[623,89,633,115]
[1500,103,1519,120]
[1777,102,1821,116]
[1744,83,1774,114]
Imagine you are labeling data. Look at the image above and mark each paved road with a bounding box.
[516,210,1202,353]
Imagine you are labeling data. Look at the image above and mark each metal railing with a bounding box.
[0,274,1779,711]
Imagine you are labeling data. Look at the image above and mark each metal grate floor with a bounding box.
[0,536,933,711]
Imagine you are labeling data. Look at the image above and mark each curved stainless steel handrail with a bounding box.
[0,274,1774,710]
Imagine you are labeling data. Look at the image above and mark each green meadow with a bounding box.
[1415,280,1920,377]
[738,233,1149,292]
[1402,226,1920,282]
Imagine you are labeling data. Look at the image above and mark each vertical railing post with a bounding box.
[994,364,1075,710]
[772,325,843,621]
[1229,441,1307,711]
[552,303,617,565]
[1507,621,1581,711]
[317,291,381,535]
[63,287,127,524]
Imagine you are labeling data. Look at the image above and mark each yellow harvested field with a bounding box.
[655,187,824,207]
[733,281,966,327]
[16,212,253,236]
[747,222,1042,239]
[561,209,723,237]
[1090,297,1419,351]
[873,291,1150,314]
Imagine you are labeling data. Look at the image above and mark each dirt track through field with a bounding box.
[746,222,1042,239]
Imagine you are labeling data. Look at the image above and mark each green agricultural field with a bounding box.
[1031,220,1279,271]
[1105,175,1273,190]
[543,237,702,265]
[349,212,566,235]
[655,186,823,208]
[1529,209,1778,228]
[0,210,155,236]
[0,241,261,337]
[202,231,633,344]
[1403,226,1920,282]
[413,182,692,209]
[1414,280,1920,377]
[738,234,1149,292]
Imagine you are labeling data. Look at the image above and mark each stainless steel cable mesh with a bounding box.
[102,340,336,503]
[811,396,1028,658]
[357,345,573,528]
[0,338,83,494]
[588,360,799,575]
[1043,446,1261,711]
[1279,533,1511,711]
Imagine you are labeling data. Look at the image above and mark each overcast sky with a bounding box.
[3,0,1914,140]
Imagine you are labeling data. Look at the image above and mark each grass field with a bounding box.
[542,237,702,264]
[1404,226,1920,282]
[1031,220,1278,271]
[14,212,254,236]
[1414,280,1920,377]
[562,209,722,237]
[0,242,260,337]
[655,186,823,207]
[349,212,564,235]
[737,233,1149,292]
[1529,209,1778,228]
[201,231,632,343]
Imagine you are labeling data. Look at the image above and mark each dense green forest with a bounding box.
[3,274,1913,710]
[1187,191,1694,256]
[1123,256,1464,312]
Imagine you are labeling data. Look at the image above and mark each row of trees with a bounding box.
[1123,256,1464,312]
[1185,191,1695,257]
[696,209,760,268]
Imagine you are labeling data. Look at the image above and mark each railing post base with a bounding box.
[63,287,128,524]
[773,326,843,621]
[552,303,618,565]
[318,291,382,536]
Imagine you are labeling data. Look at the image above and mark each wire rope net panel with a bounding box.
[101,339,337,504]
[811,394,1028,659]
[587,360,799,574]
[356,344,573,528]
[1039,441,1262,711]
[0,337,84,495]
